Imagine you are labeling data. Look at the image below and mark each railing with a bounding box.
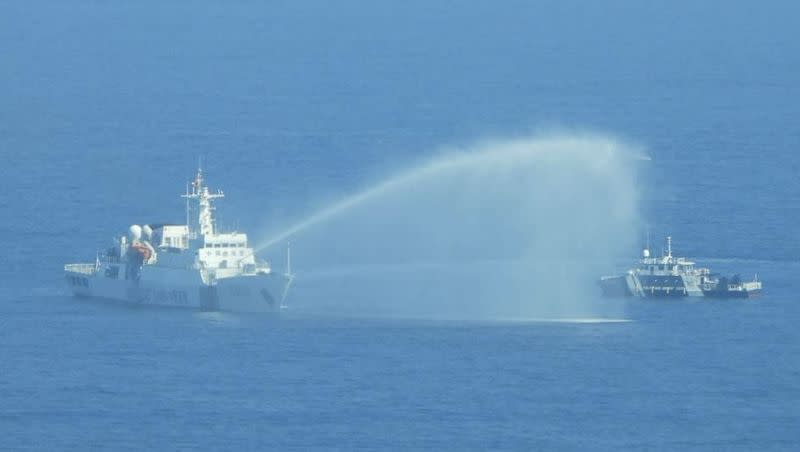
[64,263,97,275]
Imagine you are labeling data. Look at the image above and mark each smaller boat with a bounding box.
[599,236,762,299]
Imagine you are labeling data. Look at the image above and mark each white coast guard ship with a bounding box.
[64,168,292,312]
[599,236,761,299]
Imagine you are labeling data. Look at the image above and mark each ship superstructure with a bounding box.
[599,236,761,299]
[64,168,292,311]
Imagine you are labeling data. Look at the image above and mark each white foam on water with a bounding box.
[495,318,633,324]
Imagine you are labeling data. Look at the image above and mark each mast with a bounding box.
[280,240,294,307]
[286,241,292,276]
[666,236,672,258]
[181,167,224,237]
[185,182,190,231]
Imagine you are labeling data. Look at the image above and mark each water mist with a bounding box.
[258,133,643,320]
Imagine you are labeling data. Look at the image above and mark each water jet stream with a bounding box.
[257,133,643,319]
[257,133,640,253]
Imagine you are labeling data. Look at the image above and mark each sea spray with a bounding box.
[259,133,643,319]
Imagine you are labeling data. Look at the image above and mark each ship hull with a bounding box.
[599,273,761,299]
[65,268,288,312]
[598,275,633,297]
[702,288,761,299]
[599,274,697,298]
[634,275,692,298]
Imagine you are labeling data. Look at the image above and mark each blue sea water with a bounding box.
[2,1,800,450]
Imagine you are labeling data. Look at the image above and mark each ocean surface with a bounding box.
[2,1,800,450]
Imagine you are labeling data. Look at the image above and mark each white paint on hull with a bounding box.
[65,268,288,313]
